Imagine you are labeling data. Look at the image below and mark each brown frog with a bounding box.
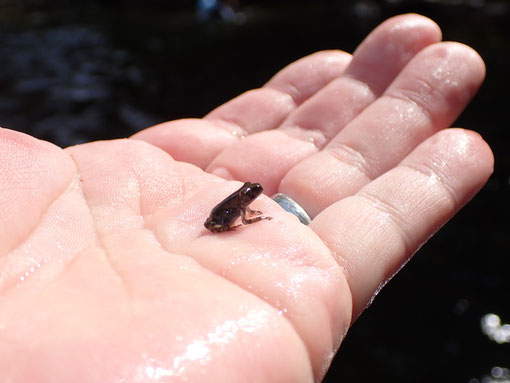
[204,182,273,233]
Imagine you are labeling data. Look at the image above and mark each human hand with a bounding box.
[0,14,493,382]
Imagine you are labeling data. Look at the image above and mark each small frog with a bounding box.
[204,182,273,233]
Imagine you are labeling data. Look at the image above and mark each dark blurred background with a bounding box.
[0,0,508,381]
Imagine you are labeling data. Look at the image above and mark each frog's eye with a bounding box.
[242,187,256,198]
[240,183,263,200]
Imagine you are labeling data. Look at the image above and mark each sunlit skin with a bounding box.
[0,14,493,382]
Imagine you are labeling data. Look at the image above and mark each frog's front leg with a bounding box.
[240,208,273,225]
[246,206,263,216]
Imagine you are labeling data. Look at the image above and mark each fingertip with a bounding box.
[386,13,442,42]
[432,41,486,87]
[448,127,494,177]
[265,50,352,105]
[348,13,443,96]
[132,118,240,169]
[402,127,495,201]
[363,13,443,50]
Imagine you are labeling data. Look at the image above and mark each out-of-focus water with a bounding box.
[0,14,160,145]
[0,1,509,381]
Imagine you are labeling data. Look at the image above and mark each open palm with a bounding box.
[0,14,493,382]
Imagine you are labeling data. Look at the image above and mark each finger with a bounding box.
[206,14,442,193]
[264,50,351,106]
[310,128,494,318]
[131,118,240,169]
[280,42,486,217]
[279,13,442,144]
[205,50,352,133]
[132,51,351,169]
